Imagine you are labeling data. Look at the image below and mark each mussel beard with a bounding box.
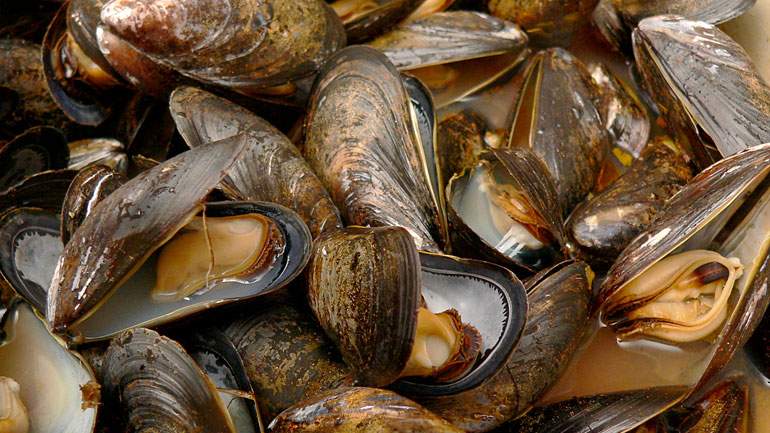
[606,250,744,343]
[0,377,29,433]
[401,307,482,383]
[455,160,555,262]
[152,214,273,302]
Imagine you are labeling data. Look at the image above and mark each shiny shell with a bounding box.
[487,0,599,46]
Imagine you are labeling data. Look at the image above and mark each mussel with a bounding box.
[505,47,610,214]
[66,138,127,173]
[103,327,237,433]
[169,86,342,239]
[0,301,99,433]
[60,165,126,245]
[369,11,529,107]
[633,15,770,168]
[99,0,346,99]
[268,386,464,433]
[331,0,424,43]
[446,148,565,273]
[0,127,69,192]
[304,46,446,252]
[487,0,599,46]
[307,226,527,395]
[612,0,755,26]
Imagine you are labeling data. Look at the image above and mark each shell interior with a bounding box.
[71,202,311,342]
[0,303,97,433]
[0,208,62,314]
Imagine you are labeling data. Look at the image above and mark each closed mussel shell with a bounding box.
[612,0,755,26]
[420,260,593,432]
[487,0,599,46]
[447,147,564,273]
[599,143,770,389]
[103,327,236,433]
[46,134,251,332]
[222,294,352,420]
[268,386,464,433]
[568,137,693,269]
[170,86,342,239]
[305,46,446,252]
[633,16,770,168]
[506,47,610,214]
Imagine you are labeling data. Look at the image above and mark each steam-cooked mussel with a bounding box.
[0,301,99,433]
[487,0,599,46]
[169,86,342,239]
[0,127,69,193]
[664,380,749,432]
[222,294,352,420]
[99,0,346,99]
[66,138,127,173]
[330,0,424,43]
[305,46,446,252]
[505,47,610,214]
[0,40,72,136]
[598,144,770,388]
[268,387,464,433]
[568,137,693,269]
[447,148,564,273]
[633,16,770,168]
[419,260,593,432]
[102,327,237,433]
[369,11,529,107]
[612,0,755,26]
[307,226,527,396]
[60,165,126,245]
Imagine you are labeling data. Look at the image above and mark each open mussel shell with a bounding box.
[0,126,69,192]
[305,45,446,252]
[568,137,693,269]
[612,0,755,26]
[447,148,565,273]
[308,226,527,395]
[222,294,352,420]
[506,47,610,214]
[70,201,311,342]
[420,260,593,432]
[169,86,342,239]
[0,301,99,433]
[177,328,262,433]
[268,386,464,433]
[99,0,346,98]
[369,10,528,106]
[46,134,251,332]
[633,15,770,169]
[66,138,127,173]
[60,165,126,245]
[103,327,236,433]
[487,0,599,46]
[332,0,423,43]
[599,143,770,389]
[0,169,77,213]
[0,39,71,136]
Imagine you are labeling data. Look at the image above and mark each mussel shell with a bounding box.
[308,226,527,394]
[568,138,692,268]
[633,16,770,168]
[747,309,770,378]
[612,0,755,26]
[71,201,311,342]
[67,138,127,173]
[418,260,592,432]
[446,148,564,273]
[0,169,78,212]
[0,301,99,433]
[591,0,632,54]
[665,380,749,432]
[67,0,117,77]
[0,208,62,314]
[338,0,424,43]
[506,47,610,214]
[436,111,488,190]
[487,0,599,46]
[268,386,464,433]
[60,165,126,245]
[0,126,69,192]
[223,294,352,420]
[46,134,251,332]
[304,45,445,252]
[169,86,342,239]
[100,0,346,94]
[103,327,236,433]
[369,11,528,71]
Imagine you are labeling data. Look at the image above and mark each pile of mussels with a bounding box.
[2,0,770,432]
